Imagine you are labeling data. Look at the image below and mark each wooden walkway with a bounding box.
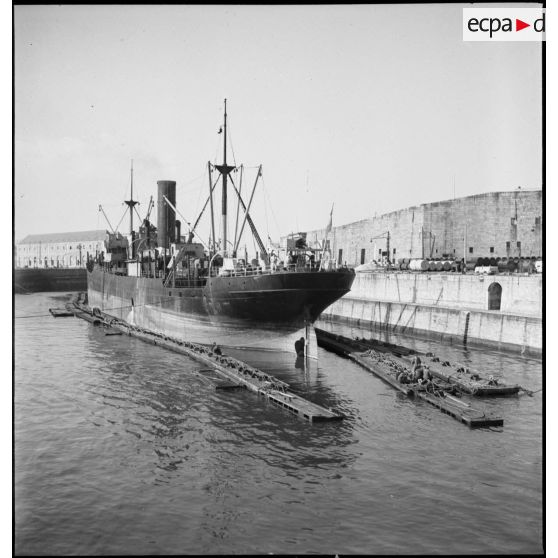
[65,295,343,424]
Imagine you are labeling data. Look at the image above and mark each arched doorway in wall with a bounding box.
[488,282,502,310]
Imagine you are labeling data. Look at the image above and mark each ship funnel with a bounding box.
[157,180,176,249]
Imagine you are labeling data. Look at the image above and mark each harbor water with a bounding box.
[15,293,543,555]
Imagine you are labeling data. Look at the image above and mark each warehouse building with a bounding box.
[15,230,108,269]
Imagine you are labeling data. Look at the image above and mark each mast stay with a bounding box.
[229,176,267,258]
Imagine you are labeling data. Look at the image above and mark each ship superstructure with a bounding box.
[87,101,354,355]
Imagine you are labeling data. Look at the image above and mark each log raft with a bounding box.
[65,294,343,423]
[412,357,520,396]
[48,308,75,317]
[316,328,520,397]
[315,328,504,429]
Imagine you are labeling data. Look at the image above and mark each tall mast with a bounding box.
[215,99,235,256]
[221,99,229,254]
[222,100,228,253]
[124,159,139,258]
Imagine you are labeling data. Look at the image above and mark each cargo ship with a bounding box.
[86,100,355,356]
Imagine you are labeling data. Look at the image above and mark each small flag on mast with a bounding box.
[325,204,334,235]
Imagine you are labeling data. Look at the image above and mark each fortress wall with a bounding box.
[300,190,542,266]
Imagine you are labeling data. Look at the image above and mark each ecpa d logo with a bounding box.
[463,8,545,41]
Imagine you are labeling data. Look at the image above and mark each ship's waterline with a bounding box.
[87,278,321,358]
[87,264,353,357]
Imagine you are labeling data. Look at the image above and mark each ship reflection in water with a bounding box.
[15,293,542,555]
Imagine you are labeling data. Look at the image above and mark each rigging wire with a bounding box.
[261,175,281,242]
[193,165,209,232]
[227,117,237,168]
[15,313,54,319]
[176,170,211,229]
[121,167,131,206]
[262,177,271,246]
[252,235,258,258]
[114,206,129,233]
[213,130,222,168]
[179,172,207,190]
[233,165,244,251]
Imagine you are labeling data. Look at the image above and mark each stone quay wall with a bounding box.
[321,272,542,355]
[14,268,88,294]
[347,272,541,317]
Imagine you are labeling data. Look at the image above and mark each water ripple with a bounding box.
[14,293,543,555]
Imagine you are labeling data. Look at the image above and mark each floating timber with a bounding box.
[71,308,103,325]
[67,294,343,423]
[195,368,246,391]
[317,328,521,397]
[316,328,504,428]
[411,356,520,397]
[48,308,75,317]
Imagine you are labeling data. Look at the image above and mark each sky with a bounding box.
[14,4,543,245]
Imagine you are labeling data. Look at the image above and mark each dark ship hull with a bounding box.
[88,101,354,356]
[87,265,355,353]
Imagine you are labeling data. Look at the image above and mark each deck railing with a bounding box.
[97,260,347,282]
[207,261,326,278]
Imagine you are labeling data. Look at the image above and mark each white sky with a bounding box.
[14,4,542,245]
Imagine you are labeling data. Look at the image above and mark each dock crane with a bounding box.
[370,231,391,264]
[143,195,154,225]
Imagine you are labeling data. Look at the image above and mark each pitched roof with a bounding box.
[18,230,108,245]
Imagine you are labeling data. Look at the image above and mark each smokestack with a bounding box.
[157,180,176,249]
